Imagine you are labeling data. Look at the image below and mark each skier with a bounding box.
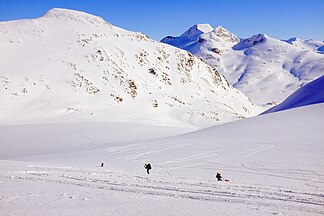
[144,163,152,174]
[100,162,104,167]
[216,172,222,181]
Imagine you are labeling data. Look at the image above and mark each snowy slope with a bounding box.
[263,75,324,114]
[283,37,324,54]
[161,24,214,52]
[162,25,324,105]
[1,103,323,216]
[0,9,260,128]
[1,8,323,216]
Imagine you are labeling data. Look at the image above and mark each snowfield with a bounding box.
[1,103,323,216]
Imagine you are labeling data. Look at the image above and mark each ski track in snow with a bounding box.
[0,163,323,215]
[239,143,323,187]
[109,141,323,187]
[96,136,323,195]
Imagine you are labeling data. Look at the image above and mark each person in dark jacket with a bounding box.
[216,172,222,181]
[144,163,152,174]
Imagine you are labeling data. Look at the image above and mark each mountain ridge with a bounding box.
[161,24,324,105]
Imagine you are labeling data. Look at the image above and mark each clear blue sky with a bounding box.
[0,0,323,41]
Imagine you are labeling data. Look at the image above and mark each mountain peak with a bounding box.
[214,25,228,33]
[233,33,268,50]
[44,8,88,17]
[207,25,239,43]
[161,24,213,48]
[195,24,213,33]
[245,33,268,43]
[180,24,213,37]
[43,8,108,25]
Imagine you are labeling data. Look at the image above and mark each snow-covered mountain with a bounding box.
[263,75,324,114]
[0,9,260,128]
[161,25,324,106]
[1,9,323,215]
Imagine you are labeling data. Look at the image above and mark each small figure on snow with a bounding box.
[100,162,104,167]
[144,163,152,174]
[216,172,222,181]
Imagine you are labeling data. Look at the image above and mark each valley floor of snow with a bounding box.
[1,104,324,216]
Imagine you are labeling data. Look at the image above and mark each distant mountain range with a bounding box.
[162,24,324,105]
[0,8,260,128]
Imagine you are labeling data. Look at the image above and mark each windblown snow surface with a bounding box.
[1,103,323,216]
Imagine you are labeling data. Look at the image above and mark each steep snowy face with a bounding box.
[162,25,238,54]
[263,75,324,114]
[162,25,239,70]
[162,25,324,106]
[0,9,260,128]
[198,26,240,53]
[206,26,240,44]
[193,26,240,69]
[161,24,213,52]
[233,34,268,50]
[180,24,213,38]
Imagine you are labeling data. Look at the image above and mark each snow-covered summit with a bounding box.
[43,8,109,25]
[180,24,213,37]
[161,24,238,49]
[233,33,268,50]
[210,26,239,43]
[0,9,260,128]
[160,24,213,51]
[161,24,239,58]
